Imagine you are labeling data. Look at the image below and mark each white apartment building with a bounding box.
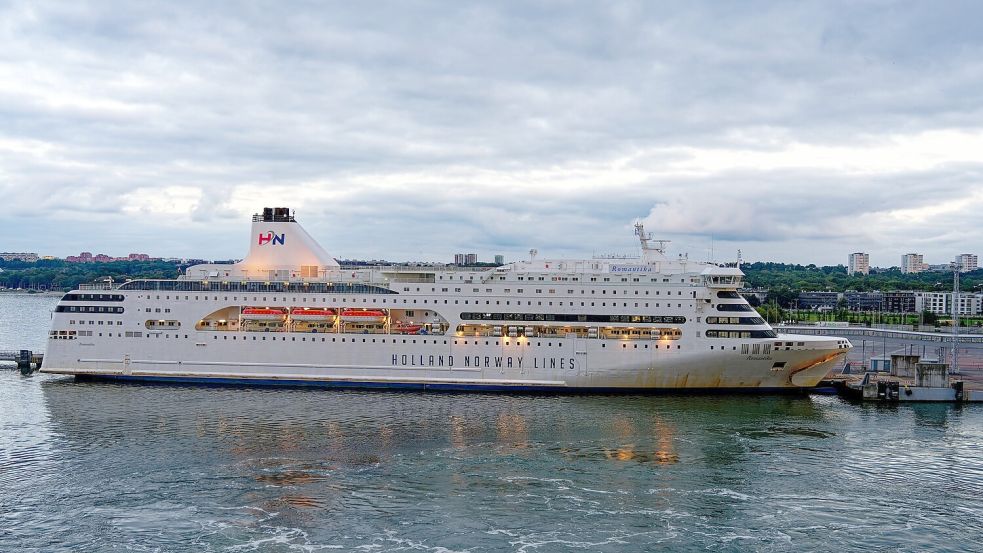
[848,252,870,276]
[957,294,983,316]
[955,253,978,273]
[901,253,928,274]
[915,292,948,315]
[915,292,983,316]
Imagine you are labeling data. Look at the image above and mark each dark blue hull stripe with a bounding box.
[73,373,811,395]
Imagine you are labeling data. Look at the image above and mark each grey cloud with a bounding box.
[0,1,981,265]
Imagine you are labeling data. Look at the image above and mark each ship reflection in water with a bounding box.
[601,416,679,465]
[24,375,982,552]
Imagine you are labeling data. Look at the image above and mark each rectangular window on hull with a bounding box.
[706,330,778,339]
[55,306,124,314]
[716,303,754,312]
[460,312,686,324]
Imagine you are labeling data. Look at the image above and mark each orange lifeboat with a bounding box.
[393,322,423,334]
[339,308,387,323]
[289,307,336,321]
[241,307,288,320]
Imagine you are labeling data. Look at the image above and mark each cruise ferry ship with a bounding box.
[42,207,851,391]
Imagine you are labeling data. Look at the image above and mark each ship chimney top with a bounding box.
[258,207,295,222]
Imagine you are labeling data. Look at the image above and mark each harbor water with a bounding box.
[1,293,981,551]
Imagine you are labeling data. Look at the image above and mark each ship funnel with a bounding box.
[183,209,340,281]
[231,207,340,280]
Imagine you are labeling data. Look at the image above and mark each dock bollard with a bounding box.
[18,350,33,375]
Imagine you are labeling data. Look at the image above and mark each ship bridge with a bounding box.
[701,266,744,288]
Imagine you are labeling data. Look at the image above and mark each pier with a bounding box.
[0,350,43,374]
[780,325,983,402]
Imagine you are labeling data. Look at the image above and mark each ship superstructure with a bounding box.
[42,207,851,391]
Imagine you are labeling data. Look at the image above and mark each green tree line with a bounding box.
[0,259,183,291]
[741,262,982,307]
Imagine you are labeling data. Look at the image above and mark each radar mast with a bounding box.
[634,222,670,257]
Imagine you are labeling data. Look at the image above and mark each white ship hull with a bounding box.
[43,327,846,391]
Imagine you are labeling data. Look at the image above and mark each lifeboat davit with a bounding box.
[241,307,288,320]
[289,307,336,321]
[340,309,387,323]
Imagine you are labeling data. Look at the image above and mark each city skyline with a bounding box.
[0,2,981,264]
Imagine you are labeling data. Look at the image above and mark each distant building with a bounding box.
[955,293,983,316]
[453,253,465,265]
[798,291,840,310]
[740,288,769,304]
[915,292,949,315]
[465,253,477,265]
[955,253,978,273]
[847,253,870,276]
[0,252,39,262]
[884,291,917,313]
[65,252,94,263]
[494,254,505,265]
[65,251,154,263]
[901,253,927,274]
[916,292,983,316]
[844,291,883,311]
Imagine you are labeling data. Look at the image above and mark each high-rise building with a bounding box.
[955,253,978,273]
[494,254,505,265]
[453,253,477,265]
[901,253,927,274]
[847,252,869,276]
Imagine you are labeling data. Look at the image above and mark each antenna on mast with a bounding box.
[634,221,669,254]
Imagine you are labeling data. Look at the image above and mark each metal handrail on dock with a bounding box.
[778,325,983,344]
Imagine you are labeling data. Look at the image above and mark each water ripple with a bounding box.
[2,294,983,551]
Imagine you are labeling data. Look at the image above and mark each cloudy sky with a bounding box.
[1,1,981,266]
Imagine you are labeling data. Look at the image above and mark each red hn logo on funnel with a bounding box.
[258,232,286,246]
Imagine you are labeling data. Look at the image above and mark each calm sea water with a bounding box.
[1,293,981,552]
